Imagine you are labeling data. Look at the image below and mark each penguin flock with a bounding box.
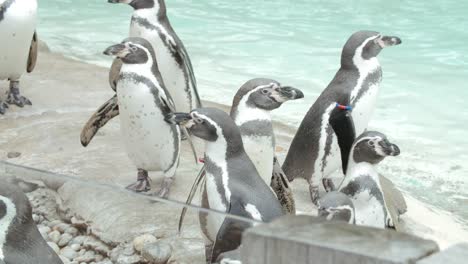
[0,0,408,263]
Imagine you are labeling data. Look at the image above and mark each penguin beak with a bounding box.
[270,86,304,103]
[103,43,129,58]
[380,141,401,156]
[375,35,402,48]
[165,112,193,126]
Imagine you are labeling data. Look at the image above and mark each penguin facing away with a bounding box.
[169,108,284,263]
[317,191,355,224]
[0,0,38,114]
[0,183,63,264]
[81,0,200,147]
[103,37,181,198]
[339,131,400,229]
[282,30,402,204]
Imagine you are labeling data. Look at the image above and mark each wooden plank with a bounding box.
[241,215,439,264]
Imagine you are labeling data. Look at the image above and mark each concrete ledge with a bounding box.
[418,243,468,264]
[241,215,439,264]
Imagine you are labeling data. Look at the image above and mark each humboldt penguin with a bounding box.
[282,30,402,204]
[0,0,38,114]
[169,108,283,263]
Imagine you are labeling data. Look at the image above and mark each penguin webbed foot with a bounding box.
[0,100,9,115]
[7,86,32,107]
[126,169,151,192]
[155,177,174,199]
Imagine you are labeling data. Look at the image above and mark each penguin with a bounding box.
[169,108,284,263]
[81,0,201,146]
[0,182,63,264]
[102,37,181,198]
[230,78,303,213]
[338,131,400,229]
[317,191,355,224]
[0,0,38,114]
[282,30,402,204]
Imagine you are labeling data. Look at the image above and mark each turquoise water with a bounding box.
[38,1,468,223]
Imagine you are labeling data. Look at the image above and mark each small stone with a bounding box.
[78,249,86,256]
[123,244,135,256]
[48,230,61,243]
[74,250,96,263]
[116,255,142,264]
[69,236,87,246]
[60,246,78,260]
[58,233,74,247]
[83,237,110,255]
[48,220,63,228]
[65,226,79,236]
[70,244,81,251]
[133,234,157,252]
[38,225,51,240]
[54,223,71,233]
[7,151,21,159]
[141,241,172,264]
[96,259,112,264]
[32,214,40,223]
[60,256,71,264]
[95,254,104,262]
[47,242,60,254]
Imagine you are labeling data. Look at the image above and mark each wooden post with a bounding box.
[241,215,439,264]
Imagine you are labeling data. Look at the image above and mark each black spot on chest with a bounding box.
[0,200,6,219]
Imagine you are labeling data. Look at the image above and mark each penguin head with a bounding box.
[231,78,304,116]
[108,0,157,10]
[0,183,34,237]
[352,131,400,165]
[103,37,155,65]
[317,191,355,224]
[169,108,242,144]
[341,30,402,68]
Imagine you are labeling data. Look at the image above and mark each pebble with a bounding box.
[70,244,81,251]
[141,241,172,264]
[133,234,157,252]
[60,256,71,264]
[78,249,86,256]
[54,223,71,233]
[48,220,63,228]
[7,151,21,159]
[95,254,104,262]
[48,230,61,243]
[38,225,51,240]
[96,259,112,264]
[65,226,79,236]
[69,236,87,246]
[32,214,40,223]
[60,246,78,260]
[116,255,142,264]
[58,233,74,247]
[47,242,60,254]
[83,237,110,255]
[74,250,96,263]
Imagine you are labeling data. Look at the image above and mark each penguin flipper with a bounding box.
[109,58,122,91]
[27,31,38,73]
[80,95,119,147]
[271,156,296,214]
[329,107,356,174]
[178,166,206,233]
[211,201,250,263]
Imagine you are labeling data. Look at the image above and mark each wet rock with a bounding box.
[47,242,60,254]
[58,233,74,247]
[49,230,61,243]
[7,151,21,159]
[141,241,172,264]
[60,246,78,260]
[133,234,157,252]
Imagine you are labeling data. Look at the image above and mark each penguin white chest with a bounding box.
[351,83,381,136]
[242,135,274,185]
[130,19,192,112]
[0,0,37,80]
[0,196,17,260]
[117,77,179,171]
[351,190,386,228]
[204,172,228,241]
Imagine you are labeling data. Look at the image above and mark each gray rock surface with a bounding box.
[141,241,172,264]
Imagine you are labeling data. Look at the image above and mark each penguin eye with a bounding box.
[368,141,375,147]
[194,118,204,124]
[261,89,269,95]
[130,45,138,52]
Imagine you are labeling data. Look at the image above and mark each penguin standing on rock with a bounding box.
[0,0,38,114]
[81,0,200,146]
[169,108,284,263]
[0,183,63,264]
[103,37,181,198]
[282,30,402,204]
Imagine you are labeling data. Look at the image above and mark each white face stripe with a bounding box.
[0,196,16,260]
[245,203,263,221]
[235,84,276,125]
[350,35,381,103]
[194,112,232,203]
